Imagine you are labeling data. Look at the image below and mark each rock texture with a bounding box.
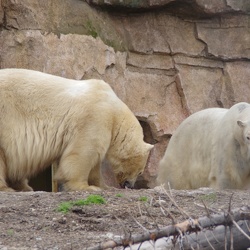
[0,0,249,188]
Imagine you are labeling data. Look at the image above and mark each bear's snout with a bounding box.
[121,180,133,189]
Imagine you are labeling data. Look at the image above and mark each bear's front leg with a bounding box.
[63,181,102,192]
[88,162,106,189]
[56,149,103,192]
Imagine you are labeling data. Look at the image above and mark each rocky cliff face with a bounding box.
[0,0,249,188]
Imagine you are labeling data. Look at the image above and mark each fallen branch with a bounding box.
[171,219,250,250]
[87,206,250,250]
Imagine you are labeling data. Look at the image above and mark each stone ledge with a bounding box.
[86,0,250,16]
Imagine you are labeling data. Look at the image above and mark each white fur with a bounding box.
[157,102,250,190]
[0,68,153,191]
[66,81,90,97]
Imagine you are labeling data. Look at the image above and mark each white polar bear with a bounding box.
[157,102,250,189]
[0,68,153,192]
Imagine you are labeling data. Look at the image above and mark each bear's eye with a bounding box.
[247,136,250,140]
[117,172,124,178]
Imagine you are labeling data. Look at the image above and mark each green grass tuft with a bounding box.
[139,196,148,202]
[7,229,14,236]
[115,193,123,198]
[78,194,106,205]
[57,201,73,214]
[200,193,217,202]
[57,194,106,213]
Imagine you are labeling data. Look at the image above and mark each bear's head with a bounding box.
[237,120,250,146]
[111,143,153,189]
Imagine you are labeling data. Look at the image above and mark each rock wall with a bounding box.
[0,0,249,188]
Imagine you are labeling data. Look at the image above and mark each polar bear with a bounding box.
[0,68,153,192]
[157,102,250,189]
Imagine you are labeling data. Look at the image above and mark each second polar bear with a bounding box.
[157,102,250,189]
[0,68,153,192]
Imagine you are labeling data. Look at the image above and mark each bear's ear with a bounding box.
[237,120,246,128]
[145,143,154,152]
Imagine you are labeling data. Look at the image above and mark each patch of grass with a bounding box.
[115,193,123,198]
[77,194,106,205]
[7,229,14,236]
[57,201,72,214]
[200,193,217,202]
[57,194,106,214]
[139,196,148,202]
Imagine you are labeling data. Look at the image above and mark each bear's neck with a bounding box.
[233,137,250,163]
[106,114,142,172]
[240,144,250,160]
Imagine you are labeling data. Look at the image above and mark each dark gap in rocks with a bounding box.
[134,119,156,189]
[139,120,157,145]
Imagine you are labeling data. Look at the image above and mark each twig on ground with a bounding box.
[131,215,148,233]
[161,186,191,219]
[194,202,217,214]
[230,225,234,250]
[245,219,250,232]
[167,182,173,198]
[114,215,131,242]
[201,199,211,217]
[228,193,234,213]
[204,231,216,250]
[229,215,250,241]
[143,202,160,231]
[159,202,176,224]
[137,202,143,217]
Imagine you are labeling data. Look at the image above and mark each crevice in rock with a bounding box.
[194,23,209,57]
[80,66,103,80]
[222,67,236,105]
[138,119,157,145]
[175,74,190,116]
[127,65,177,76]
[134,119,157,189]
[175,61,223,69]
[1,3,6,31]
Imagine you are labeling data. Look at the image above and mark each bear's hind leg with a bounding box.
[0,175,15,192]
[56,150,102,191]
[0,183,14,192]
[11,179,33,192]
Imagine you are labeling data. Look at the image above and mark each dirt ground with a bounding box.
[0,187,249,250]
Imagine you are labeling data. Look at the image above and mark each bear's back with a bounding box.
[0,68,113,99]
[0,68,121,116]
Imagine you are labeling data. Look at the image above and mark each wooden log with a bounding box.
[87,206,250,250]
[171,219,250,250]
